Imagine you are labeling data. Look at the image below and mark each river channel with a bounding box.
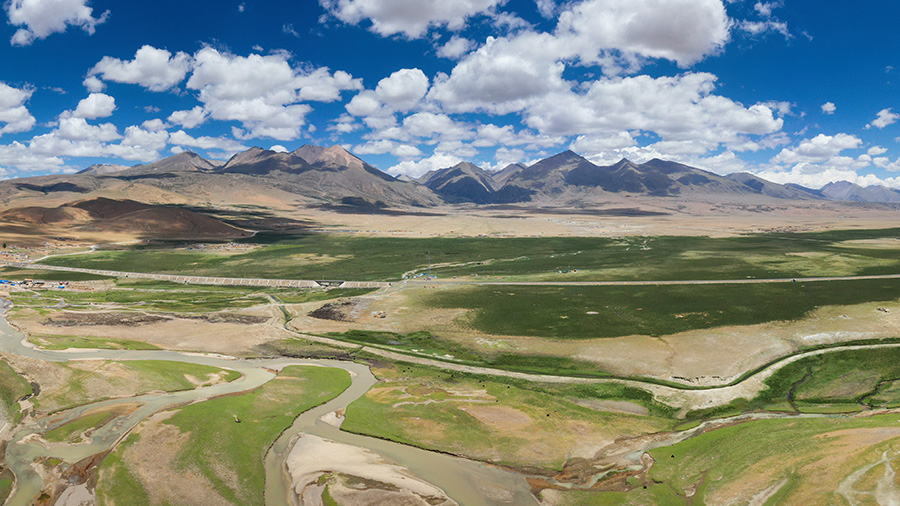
[0,301,537,506]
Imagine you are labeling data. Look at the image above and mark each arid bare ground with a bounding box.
[289,284,900,386]
[8,303,289,355]
[2,353,236,415]
[287,434,458,506]
[97,411,232,505]
[3,194,900,247]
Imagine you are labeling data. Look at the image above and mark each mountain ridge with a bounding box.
[3,145,900,208]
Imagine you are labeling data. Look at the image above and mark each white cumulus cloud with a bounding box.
[437,36,475,59]
[375,68,429,111]
[6,0,109,46]
[167,106,208,129]
[387,152,464,177]
[89,45,192,92]
[71,92,116,119]
[821,102,836,114]
[555,0,730,68]
[321,0,505,38]
[771,133,862,165]
[524,73,783,151]
[867,108,900,129]
[0,82,36,135]
[186,48,361,140]
[169,130,248,153]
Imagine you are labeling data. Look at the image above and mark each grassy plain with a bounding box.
[545,413,900,505]
[756,347,900,412]
[0,359,31,422]
[37,228,900,281]
[424,279,900,339]
[342,362,673,471]
[97,365,351,506]
[24,359,239,413]
[322,329,615,377]
[28,333,161,350]
[0,268,112,281]
[44,407,124,443]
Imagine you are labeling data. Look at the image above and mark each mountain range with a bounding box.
[2,145,899,211]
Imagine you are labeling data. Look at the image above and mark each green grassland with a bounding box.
[36,228,900,281]
[342,362,674,471]
[423,279,900,339]
[756,347,900,413]
[5,285,266,314]
[98,365,350,506]
[6,281,373,316]
[96,435,151,506]
[28,334,161,351]
[44,409,121,443]
[34,360,240,413]
[0,359,32,423]
[269,287,376,304]
[0,268,112,281]
[322,330,615,377]
[546,413,900,505]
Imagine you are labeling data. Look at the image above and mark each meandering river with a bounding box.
[0,301,537,506]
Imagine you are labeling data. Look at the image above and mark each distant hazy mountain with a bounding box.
[122,151,220,175]
[820,181,900,203]
[5,146,900,212]
[492,163,526,187]
[426,151,825,205]
[726,173,824,199]
[418,162,499,204]
[219,147,312,175]
[76,163,130,175]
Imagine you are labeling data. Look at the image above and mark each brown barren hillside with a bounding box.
[0,197,249,243]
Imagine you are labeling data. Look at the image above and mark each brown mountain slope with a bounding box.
[0,197,249,240]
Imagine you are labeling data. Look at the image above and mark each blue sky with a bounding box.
[1,0,899,188]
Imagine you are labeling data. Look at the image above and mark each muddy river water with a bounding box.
[0,303,537,506]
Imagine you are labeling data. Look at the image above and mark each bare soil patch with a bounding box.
[113,411,229,505]
[461,405,533,429]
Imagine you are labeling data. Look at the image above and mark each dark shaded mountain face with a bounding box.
[725,173,825,200]
[492,163,525,187]
[76,163,129,175]
[494,154,813,202]
[293,144,397,182]
[821,181,900,203]
[211,145,438,206]
[418,162,499,204]
[0,197,247,239]
[6,146,900,211]
[122,151,219,175]
[219,147,312,175]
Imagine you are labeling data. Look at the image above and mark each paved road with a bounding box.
[6,260,900,288]
[420,273,900,286]
[0,262,387,289]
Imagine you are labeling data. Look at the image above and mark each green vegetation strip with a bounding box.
[342,362,674,471]
[322,330,613,378]
[36,228,900,281]
[29,334,160,351]
[44,410,119,443]
[424,279,900,339]
[0,268,112,281]
[163,365,348,505]
[0,360,31,423]
[686,345,900,420]
[34,360,240,413]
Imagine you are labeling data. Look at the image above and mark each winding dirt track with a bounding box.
[6,260,900,288]
[286,323,900,411]
[11,257,900,410]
